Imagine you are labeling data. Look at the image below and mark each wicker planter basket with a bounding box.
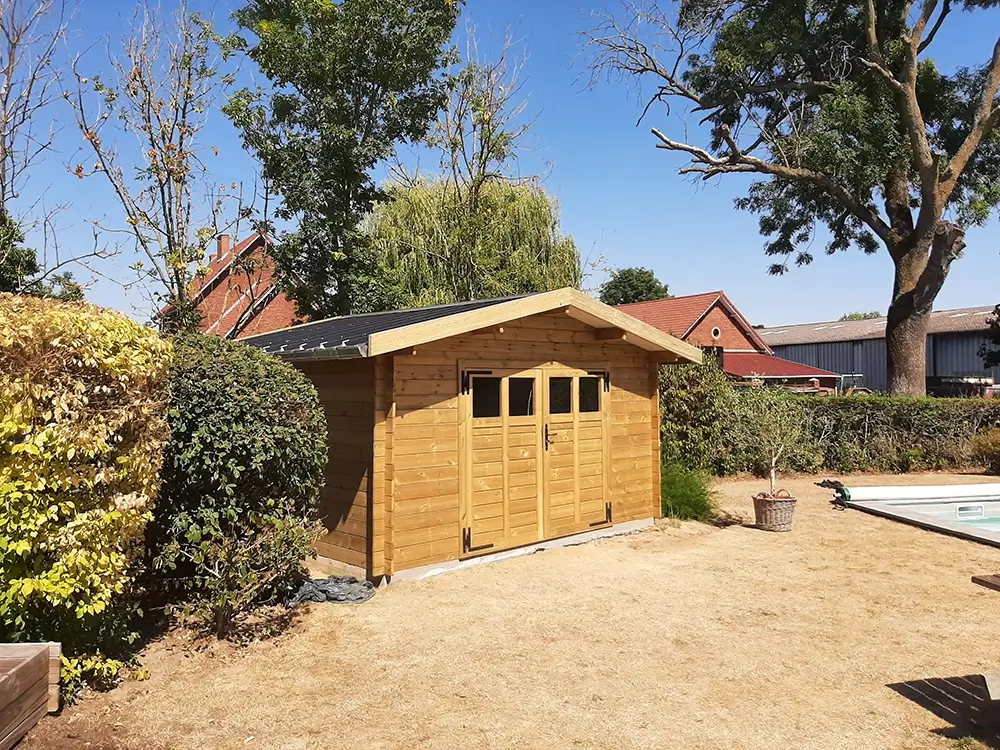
[753,490,796,532]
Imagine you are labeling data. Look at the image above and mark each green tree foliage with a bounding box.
[148,334,327,637]
[599,267,669,306]
[839,311,882,321]
[983,305,1000,367]
[363,180,580,311]
[587,0,1000,394]
[227,0,462,318]
[0,213,83,301]
[0,294,172,693]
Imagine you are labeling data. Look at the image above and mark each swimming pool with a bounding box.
[837,484,1000,548]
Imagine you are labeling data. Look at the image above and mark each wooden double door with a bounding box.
[460,364,610,556]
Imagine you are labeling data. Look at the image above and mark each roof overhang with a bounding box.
[365,288,702,363]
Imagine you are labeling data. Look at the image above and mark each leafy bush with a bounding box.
[149,334,327,637]
[660,461,714,520]
[972,429,1000,474]
[659,356,736,472]
[0,294,171,690]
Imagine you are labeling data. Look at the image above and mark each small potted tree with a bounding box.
[742,386,809,532]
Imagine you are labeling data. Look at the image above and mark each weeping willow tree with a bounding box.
[351,29,580,313]
[360,178,580,312]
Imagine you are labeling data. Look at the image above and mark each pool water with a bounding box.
[882,499,1000,537]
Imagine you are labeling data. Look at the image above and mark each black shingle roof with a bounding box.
[242,295,529,358]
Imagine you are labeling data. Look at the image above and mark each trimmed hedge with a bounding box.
[0,294,172,690]
[660,360,1000,476]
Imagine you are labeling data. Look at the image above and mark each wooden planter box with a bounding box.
[0,643,60,750]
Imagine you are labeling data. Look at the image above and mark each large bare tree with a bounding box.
[587,0,1000,394]
[67,2,255,331]
[0,0,97,298]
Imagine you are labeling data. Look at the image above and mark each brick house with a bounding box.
[618,291,839,389]
[164,233,300,339]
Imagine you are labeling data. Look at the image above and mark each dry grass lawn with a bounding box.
[24,473,1000,750]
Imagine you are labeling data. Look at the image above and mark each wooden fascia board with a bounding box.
[367,289,572,357]
[562,290,703,363]
[366,288,703,364]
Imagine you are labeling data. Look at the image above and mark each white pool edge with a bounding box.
[846,499,1000,549]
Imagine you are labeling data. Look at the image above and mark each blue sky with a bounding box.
[24,0,1000,326]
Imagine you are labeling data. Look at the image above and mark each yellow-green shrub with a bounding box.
[0,293,171,691]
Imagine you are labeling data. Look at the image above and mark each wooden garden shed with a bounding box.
[245,288,702,580]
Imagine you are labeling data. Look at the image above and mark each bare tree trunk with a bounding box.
[885,223,966,395]
[885,300,930,395]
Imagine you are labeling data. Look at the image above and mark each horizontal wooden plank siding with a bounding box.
[372,355,393,577]
[295,358,374,572]
[390,311,659,572]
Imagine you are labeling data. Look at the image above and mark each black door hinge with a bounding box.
[462,527,495,554]
[461,369,493,395]
[589,501,613,527]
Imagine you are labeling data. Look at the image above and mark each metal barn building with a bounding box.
[757,305,1000,393]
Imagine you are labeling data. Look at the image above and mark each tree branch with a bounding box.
[653,127,893,244]
[938,34,1000,200]
[917,0,950,53]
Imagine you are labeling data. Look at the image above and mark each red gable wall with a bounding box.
[618,292,769,353]
[162,234,301,339]
[686,305,762,350]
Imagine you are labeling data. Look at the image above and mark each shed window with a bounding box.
[579,377,601,413]
[549,377,572,414]
[472,377,501,418]
[509,378,535,417]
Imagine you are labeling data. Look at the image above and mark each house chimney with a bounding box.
[215,234,231,261]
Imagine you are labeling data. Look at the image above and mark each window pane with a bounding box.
[472,377,501,418]
[579,377,601,413]
[509,378,534,417]
[549,377,572,414]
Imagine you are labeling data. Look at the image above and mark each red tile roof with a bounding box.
[722,352,838,379]
[617,290,772,353]
[618,291,724,337]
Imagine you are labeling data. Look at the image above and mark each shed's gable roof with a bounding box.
[242,288,703,364]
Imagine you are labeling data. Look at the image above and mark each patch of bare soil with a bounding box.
[23,473,1000,750]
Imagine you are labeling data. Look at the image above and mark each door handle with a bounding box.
[544,424,550,450]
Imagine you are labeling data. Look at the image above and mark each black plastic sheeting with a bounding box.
[286,575,375,607]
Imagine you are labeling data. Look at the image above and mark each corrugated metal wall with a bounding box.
[772,332,1000,391]
[772,340,887,391]
[931,334,1000,380]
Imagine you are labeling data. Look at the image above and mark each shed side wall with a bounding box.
[390,311,658,572]
[294,358,374,571]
